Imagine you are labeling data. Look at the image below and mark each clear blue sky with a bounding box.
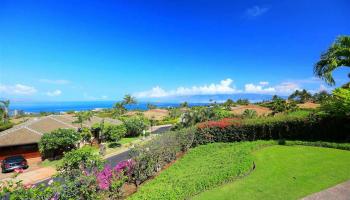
[1,0,349,101]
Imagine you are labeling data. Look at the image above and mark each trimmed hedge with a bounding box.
[194,116,350,146]
[130,127,195,185]
[285,140,350,151]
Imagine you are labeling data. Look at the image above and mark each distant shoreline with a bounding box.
[9,101,210,113]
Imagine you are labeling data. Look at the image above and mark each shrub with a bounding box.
[0,180,58,200]
[80,127,93,144]
[123,116,149,137]
[56,173,100,200]
[0,122,13,131]
[194,115,350,146]
[103,123,127,142]
[58,146,104,177]
[242,109,257,118]
[130,127,195,185]
[213,108,235,119]
[39,128,81,159]
[236,99,249,105]
[320,88,350,117]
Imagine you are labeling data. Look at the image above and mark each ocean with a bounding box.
[9,101,209,113]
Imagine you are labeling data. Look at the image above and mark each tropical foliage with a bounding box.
[39,128,81,159]
[123,116,149,137]
[288,89,312,103]
[314,35,350,85]
[242,109,257,118]
[0,100,10,123]
[58,146,104,177]
[320,87,350,117]
[102,123,127,142]
[73,111,93,129]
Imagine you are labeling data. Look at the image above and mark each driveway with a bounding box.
[1,125,172,186]
[0,157,42,180]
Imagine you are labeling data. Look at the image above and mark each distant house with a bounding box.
[0,115,121,160]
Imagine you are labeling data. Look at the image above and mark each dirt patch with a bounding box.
[297,102,320,109]
[122,183,138,197]
[230,105,272,116]
[125,109,169,120]
[143,109,169,120]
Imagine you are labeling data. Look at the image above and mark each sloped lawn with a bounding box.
[128,141,274,200]
[194,145,350,200]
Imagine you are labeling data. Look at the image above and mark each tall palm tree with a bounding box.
[314,35,350,85]
[112,102,127,117]
[0,100,10,123]
[123,94,137,105]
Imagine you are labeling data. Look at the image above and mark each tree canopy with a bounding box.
[314,35,350,85]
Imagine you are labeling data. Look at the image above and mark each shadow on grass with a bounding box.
[108,142,122,148]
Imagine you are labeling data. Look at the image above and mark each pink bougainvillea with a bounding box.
[96,159,135,190]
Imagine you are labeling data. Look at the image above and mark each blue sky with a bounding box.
[0,0,349,101]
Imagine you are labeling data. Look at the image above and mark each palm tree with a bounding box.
[112,102,127,117]
[0,100,10,123]
[123,94,137,105]
[147,103,157,110]
[288,89,312,103]
[73,111,93,129]
[314,35,350,85]
[242,109,257,119]
[180,102,189,108]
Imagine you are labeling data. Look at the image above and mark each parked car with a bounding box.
[1,155,28,173]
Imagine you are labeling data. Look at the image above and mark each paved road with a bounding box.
[302,180,350,200]
[105,150,131,166]
[31,125,172,186]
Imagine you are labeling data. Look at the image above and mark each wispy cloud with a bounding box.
[46,90,62,97]
[245,6,269,17]
[135,79,241,98]
[0,84,37,95]
[135,78,322,99]
[39,79,70,85]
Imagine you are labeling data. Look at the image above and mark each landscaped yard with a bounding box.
[128,141,275,200]
[194,145,350,199]
[129,142,350,200]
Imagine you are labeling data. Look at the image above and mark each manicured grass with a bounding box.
[128,141,275,200]
[119,137,140,145]
[194,145,350,200]
[40,158,63,168]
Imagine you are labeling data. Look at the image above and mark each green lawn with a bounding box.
[119,136,140,145]
[128,141,275,200]
[194,145,350,200]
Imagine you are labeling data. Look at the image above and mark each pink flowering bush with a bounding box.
[96,159,135,198]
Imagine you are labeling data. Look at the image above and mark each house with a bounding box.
[0,115,121,160]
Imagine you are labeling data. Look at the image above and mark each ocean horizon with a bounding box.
[9,101,209,113]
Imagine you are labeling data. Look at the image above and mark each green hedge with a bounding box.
[285,140,350,151]
[0,122,13,131]
[194,116,350,146]
[130,127,195,185]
